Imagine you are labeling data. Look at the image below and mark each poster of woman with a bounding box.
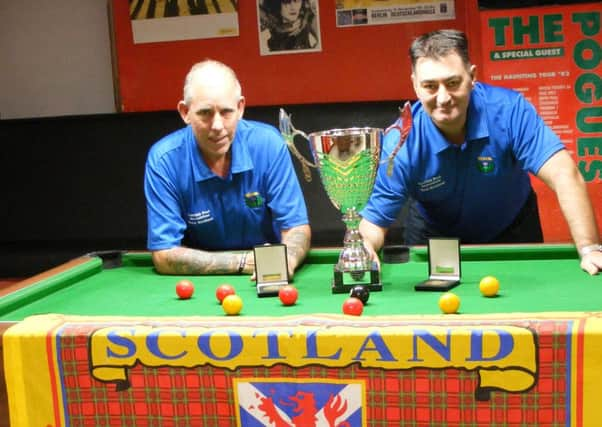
[257,0,322,55]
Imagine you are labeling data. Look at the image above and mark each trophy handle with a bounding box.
[382,101,413,176]
[279,108,317,182]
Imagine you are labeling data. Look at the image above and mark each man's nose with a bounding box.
[436,85,451,105]
[211,112,225,130]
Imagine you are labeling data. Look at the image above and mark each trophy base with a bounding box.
[332,263,382,294]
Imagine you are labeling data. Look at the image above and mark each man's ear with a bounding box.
[469,64,477,85]
[177,101,190,124]
[238,96,246,119]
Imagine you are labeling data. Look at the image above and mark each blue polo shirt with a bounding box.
[361,82,565,242]
[144,119,309,251]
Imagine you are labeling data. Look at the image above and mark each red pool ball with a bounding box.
[175,280,195,299]
[215,284,236,303]
[342,297,363,316]
[278,285,298,306]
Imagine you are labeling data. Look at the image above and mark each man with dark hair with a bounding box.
[360,29,601,274]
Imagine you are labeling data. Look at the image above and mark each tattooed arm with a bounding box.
[151,224,310,277]
[151,247,250,275]
[281,224,312,278]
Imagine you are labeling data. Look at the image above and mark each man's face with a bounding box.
[178,78,245,161]
[411,53,476,140]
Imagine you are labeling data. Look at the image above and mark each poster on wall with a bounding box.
[335,0,455,27]
[479,3,602,240]
[480,3,601,177]
[129,0,239,44]
[257,0,322,55]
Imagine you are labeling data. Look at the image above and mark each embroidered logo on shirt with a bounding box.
[187,210,213,225]
[477,156,495,173]
[418,175,446,192]
[245,192,264,208]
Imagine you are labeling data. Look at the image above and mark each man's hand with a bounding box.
[359,218,388,270]
[362,240,381,270]
[580,246,602,275]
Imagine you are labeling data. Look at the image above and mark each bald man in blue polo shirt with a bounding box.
[144,60,311,277]
[360,29,601,275]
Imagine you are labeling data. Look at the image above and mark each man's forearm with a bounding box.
[536,150,601,275]
[554,180,602,275]
[537,151,599,249]
[152,246,246,275]
[281,224,311,271]
[151,225,310,276]
[557,182,599,250]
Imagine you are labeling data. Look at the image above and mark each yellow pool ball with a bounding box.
[479,276,500,297]
[222,294,243,315]
[438,292,460,314]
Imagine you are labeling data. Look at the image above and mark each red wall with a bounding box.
[110,0,480,111]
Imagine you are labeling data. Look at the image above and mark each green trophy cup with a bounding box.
[280,103,412,293]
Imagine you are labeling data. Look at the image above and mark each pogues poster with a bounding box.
[480,3,602,241]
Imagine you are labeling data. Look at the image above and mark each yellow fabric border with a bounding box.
[4,314,66,426]
[4,312,602,426]
[576,314,602,425]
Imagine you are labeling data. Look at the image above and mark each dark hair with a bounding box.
[409,29,471,69]
[263,0,309,18]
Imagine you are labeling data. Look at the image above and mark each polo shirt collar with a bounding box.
[230,120,254,174]
[465,89,489,143]
[188,123,254,182]
[429,125,453,154]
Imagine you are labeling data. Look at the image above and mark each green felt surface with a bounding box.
[0,245,599,321]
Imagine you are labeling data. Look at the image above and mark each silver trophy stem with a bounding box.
[337,208,371,276]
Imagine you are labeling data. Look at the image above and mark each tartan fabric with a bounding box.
[54,319,570,426]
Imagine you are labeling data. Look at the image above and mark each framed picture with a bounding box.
[257,0,322,55]
[129,0,239,44]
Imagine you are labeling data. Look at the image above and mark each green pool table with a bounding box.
[0,244,598,320]
[1,244,601,426]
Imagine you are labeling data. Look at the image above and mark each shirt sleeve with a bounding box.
[144,150,187,251]
[264,133,309,232]
[508,94,565,175]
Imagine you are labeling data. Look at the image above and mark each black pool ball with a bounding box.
[349,285,369,305]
